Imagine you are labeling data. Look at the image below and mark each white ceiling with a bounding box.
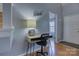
[62,3,79,16]
[13,3,79,18]
[13,3,62,20]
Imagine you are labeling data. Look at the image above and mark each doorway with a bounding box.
[48,12,57,56]
[49,12,57,42]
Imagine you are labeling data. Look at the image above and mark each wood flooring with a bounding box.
[26,43,79,56]
[56,43,79,56]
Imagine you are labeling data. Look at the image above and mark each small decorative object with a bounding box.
[28,29,35,36]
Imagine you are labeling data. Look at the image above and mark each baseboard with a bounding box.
[60,41,79,49]
[18,47,41,56]
[18,52,26,56]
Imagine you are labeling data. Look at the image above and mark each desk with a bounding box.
[27,34,52,43]
[27,34,41,43]
[26,34,52,56]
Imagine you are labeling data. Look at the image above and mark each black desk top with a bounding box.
[31,35,52,41]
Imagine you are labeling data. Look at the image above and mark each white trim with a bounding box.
[18,52,26,56]
[18,47,41,56]
[55,14,58,43]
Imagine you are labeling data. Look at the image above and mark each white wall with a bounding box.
[36,12,49,34]
[63,4,79,44]
[0,4,2,12]
[0,4,11,54]
[64,14,79,44]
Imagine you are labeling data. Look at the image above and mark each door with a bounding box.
[49,12,57,42]
[48,12,57,56]
[64,15,79,44]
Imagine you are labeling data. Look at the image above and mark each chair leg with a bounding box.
[37,51,48,56]
[36,46,48,56]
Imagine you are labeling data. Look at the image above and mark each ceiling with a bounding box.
[12,3,79,18]
[62,3,79,16]
[13,3,62,20]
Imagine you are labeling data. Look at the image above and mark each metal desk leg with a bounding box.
[33,43,35,56]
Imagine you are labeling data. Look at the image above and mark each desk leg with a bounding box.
[30,43,31,56]
[26,42,29,56]
[33,43,35,56]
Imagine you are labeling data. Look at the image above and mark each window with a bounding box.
[49,21,55,33]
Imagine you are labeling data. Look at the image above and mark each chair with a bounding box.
[36,33,49,56]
